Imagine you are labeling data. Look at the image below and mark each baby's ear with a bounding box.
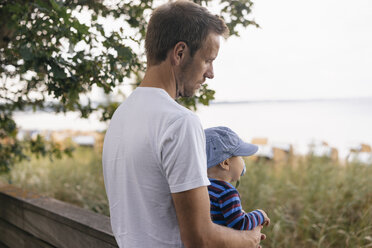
[219,159,230,171]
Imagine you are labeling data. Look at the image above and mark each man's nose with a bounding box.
[205,65,214,79]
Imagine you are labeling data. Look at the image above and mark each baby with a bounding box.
[205,126,270,230]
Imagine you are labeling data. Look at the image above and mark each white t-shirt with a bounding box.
[102,87,210,248]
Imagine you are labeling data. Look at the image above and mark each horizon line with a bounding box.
[207,96,372,105]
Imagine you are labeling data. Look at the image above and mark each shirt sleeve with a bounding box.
[218,188,265,230]
[159,113,210,193]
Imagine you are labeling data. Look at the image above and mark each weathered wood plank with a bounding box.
[23,207,117,248]
[0,191,24,228]
[0,218,54,248]
[0,240,9,248]
[0,185,118,248]
[25,196,115,241]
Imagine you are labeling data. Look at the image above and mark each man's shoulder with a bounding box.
[126,87,194,115]
[118,88,202,139]
[114,87,198,125]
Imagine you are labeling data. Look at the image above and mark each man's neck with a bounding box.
[140,61,177,99]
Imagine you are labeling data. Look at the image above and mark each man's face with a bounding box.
[177,33,220,98]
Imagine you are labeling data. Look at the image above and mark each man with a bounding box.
[102,1,265,247]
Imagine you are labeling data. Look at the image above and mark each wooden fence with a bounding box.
[0,185,118,248]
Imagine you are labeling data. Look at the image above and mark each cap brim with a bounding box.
[233,142,259,157]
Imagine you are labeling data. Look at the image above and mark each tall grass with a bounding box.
[0,147,109,216]
[1,149,371,247]
[240,157,372,248]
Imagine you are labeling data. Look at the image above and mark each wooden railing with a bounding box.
[0,185,118,248]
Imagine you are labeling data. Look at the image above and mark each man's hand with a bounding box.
[257,209,271,226]
[250,225,266,248]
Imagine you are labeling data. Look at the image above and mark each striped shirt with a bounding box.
[208,178,265,230]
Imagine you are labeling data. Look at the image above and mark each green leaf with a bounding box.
[19,46,33,61]
[51,63,67,79]
[116,46,133,60]
[49,0,61,12]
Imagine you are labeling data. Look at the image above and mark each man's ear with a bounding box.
[170,41,187,66]
[219,159,230,171]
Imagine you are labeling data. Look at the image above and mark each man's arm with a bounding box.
[172,186,265,248]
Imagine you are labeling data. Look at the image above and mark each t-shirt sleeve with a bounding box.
[159,113,210,193]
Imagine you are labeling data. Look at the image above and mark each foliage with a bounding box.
[0,0,258,171]
[177,83,216,111]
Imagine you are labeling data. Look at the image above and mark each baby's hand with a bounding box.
[257,209,270,226]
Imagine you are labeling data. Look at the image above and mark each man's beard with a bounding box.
[176,59,195,98]
[176,79,195,98]
[176,79,197,98]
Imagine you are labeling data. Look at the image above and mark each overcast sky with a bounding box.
[209,0,372,101]
[88,0,372,103]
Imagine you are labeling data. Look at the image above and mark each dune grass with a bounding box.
[1,148,371,247]
[0,147,109,216]
[240,157,372,248]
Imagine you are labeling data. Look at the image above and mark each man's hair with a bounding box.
[145,0,229,65]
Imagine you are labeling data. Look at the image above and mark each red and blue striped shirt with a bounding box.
[208,178,265,230]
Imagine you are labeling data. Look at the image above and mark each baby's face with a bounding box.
[229,156,245,182]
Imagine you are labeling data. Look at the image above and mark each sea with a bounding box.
[13,97,372,160]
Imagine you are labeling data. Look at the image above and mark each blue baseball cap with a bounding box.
[205,126,258,169]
